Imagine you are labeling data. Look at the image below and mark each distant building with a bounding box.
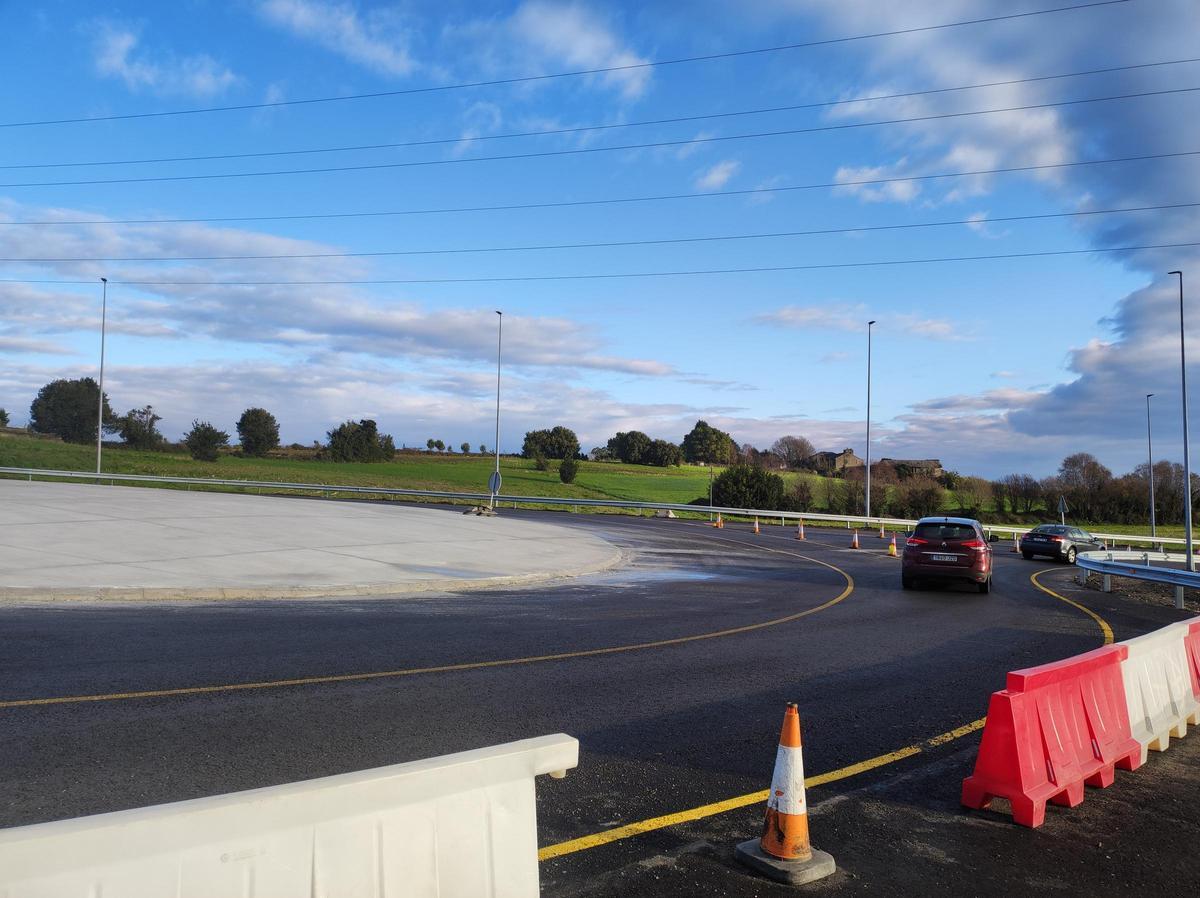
[804,448,863,475]
[880,457,945,480]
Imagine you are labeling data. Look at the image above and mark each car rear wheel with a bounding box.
[1021,550,1034,560]
[1065,546,1077,564]
[977,578,991,594]
[901,576,914,590]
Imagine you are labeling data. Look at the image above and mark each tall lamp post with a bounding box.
[1170,270,1193,575]
[1146,393,1156,539]
[489,310,503,512]
[865,319,876,520]
[96,277,108,476]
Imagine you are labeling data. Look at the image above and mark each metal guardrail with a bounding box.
[0,465,1183,549]
[1076,549,1200,590]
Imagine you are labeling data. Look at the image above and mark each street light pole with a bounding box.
[709,464,714,522]
[490,310,502,511]
[1146,393,1156,539]
[96,277,108,476]
[865,319,876,520]
[1170,271,1193,574]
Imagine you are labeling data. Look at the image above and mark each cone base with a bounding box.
[735,839,836,886]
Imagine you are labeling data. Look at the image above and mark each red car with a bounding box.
[901,516,993,594]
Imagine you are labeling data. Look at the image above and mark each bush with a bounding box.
[559,456,579,484]
[325,419,397,462]
[114,405,165,451]
[897,477,945,518]
[237,408,280,457]
[523,426,580,460]
[712,464,785,510]
[533,450,549,471]
[29,377,115,444]
[644,438,683,467]
[0,408,8,427]
[787,478,814,512]
[184,420,229,461]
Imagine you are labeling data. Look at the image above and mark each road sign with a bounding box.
[1058,495,1068,524]
[488,471,502,494]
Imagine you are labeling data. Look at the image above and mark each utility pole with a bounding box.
[96,277,108,476]
[865,319,876,521]
[489,311,503,512]
[1146,393,1156,539]
[1170,270,1193,574]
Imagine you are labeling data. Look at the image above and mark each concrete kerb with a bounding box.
[0,546,628,604]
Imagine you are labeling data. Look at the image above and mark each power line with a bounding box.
[6,241,1196,286]
[4,149,1197,226]
[4,85,1194,189]
[7,202,1196,263]
[0,1,1131,130]
[7,55,1195,172]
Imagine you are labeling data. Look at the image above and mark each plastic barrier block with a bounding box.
[1185,619,1200,700]
[1120,623,1200,763]
[961,645,1141,827]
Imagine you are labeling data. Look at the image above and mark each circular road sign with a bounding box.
[488,471,502,494]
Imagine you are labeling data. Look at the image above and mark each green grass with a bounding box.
[0,432,1174,536]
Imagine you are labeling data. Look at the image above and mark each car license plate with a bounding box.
[930,554,957,562]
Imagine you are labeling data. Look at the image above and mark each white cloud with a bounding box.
[753,305,967,341]
[694,160,741,190]
[93,22,238,97]
[833,160,920,204]
[258,0,417,77]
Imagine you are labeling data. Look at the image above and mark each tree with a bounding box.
[326,419,397,462]
[29,377,115,444]
[533,450,549,471]
[712,464,785,510]
[478,444,486,454]
[771,435,815,468]
[607,430,652,464]
[113,405,164,451]
[522,426,580,460]
[426,438,436,451]
[644,438,683,467]
[0,408,8,427]
[461,442,471,454]
[237,408,280,458]
[435,439,445,452]
[559,456,579,484]
[897,477,945,518]
[681,420,736,465]
[953,476,992,516]
[590,445,613,461]
[788,477,814,512]
[184,420,229,462]
[991,479,1010,516]
[1002,473,1041,514]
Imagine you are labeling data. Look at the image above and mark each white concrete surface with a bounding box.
[0,480,622,600]
[0,733,578,897]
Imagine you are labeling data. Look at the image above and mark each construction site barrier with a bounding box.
[1120,622,1200,763]
[0,734,577,898]
[961,646,1140,827]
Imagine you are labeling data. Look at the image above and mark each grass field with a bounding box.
[0,432,1181,536]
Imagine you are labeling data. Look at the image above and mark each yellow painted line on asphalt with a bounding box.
[1030,567,1115,645]
[0,544,853,710]
[538,565,1114,862]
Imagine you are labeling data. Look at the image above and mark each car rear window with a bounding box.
[1033,525,1069,535]
[914,523,977,540]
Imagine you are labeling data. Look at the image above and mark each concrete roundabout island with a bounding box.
[0,480,623,601]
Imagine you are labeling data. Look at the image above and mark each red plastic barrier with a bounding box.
[961,645,1142,827]
[1185,619,1200,699]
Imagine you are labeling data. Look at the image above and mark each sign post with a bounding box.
[1057,495,1068,526]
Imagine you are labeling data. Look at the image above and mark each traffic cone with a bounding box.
[754,517,761,535]
[795,520,806,541]
[1010,533,1020,553]
[850,530,860,549]
[735,704,835,885]
[888,534,898,557]
[717,514,724,529]
[878,522,886,539]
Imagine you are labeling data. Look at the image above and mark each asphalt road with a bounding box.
[1,505,1197,895]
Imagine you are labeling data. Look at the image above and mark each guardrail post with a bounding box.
[1102,574,1112,593]
[1175,585,1185,610]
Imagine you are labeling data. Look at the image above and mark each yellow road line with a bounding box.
[1030,567,1114,644]
[0,545,853,710]
[538,566,1113,862]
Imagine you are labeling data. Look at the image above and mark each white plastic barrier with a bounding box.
[1119,624,1200,764]
[0,733,577,898]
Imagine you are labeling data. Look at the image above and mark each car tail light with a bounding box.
[906,537,928,547]
[1049,536,1064,542]
[961,539,986,550]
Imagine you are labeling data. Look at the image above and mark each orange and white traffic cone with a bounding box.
[717,514,724,529]
[878,522,886,539]
[735,704,835,885]
[754,516,761,535]
[795,520,806,541]
[1010,533,1021,553]
[888,534,898,557]
[849,530,860,549]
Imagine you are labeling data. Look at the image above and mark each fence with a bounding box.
[0,465,1183,549]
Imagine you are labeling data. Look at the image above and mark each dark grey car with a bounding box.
[1019,524,1102,563]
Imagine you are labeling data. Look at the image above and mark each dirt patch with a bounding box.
[1076,570,1200,612]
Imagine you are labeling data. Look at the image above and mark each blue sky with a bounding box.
[1,0,1197,477]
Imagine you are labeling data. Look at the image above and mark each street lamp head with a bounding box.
[1169,271,1182,275]
[100,277,107,283]
[868,320,876,326]
[495,310,502,316]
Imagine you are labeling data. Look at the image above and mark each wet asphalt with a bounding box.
[1,506,1196,895]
